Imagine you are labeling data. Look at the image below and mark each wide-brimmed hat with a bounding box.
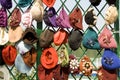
[22,28,38,44]
[8,25,23,43]
[15,54,31,73]
[0,8,7,27]
[0,27,9,45]
[56,8,71,28]
[0,0,12,9]
[0,46,5,65]
[2,45,17,66]
[9,8,21,27]
[106,0,116,5]
[69,7,83,29]
[18,0,32,7]
[82,27,100,49]
[97,66,117,80]
[54,29,68,46]
[39,29,54,48]
[68,29,83,50]
[101,49,120,70]
[98,26,117,48]
[89,0,101,6]
[40,47,58,69]
[43,7,57,27]
[42,0,56,7]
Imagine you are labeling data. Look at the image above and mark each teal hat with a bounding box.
[82,27,100,49]
[18,0,32,7]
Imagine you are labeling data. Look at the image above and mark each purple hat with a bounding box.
[56,8,71,28]
[0,0,12,9]
[43,7,57,27]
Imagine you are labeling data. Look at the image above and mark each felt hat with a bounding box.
[43,7,57,27]
[40,47,58,69]
[101,49,120,70]
[2,45,17,66]
[0,27,9,45]
[18,0,32,7]
[15,41,33,55]
[0,65,10,80]
[22,28,38,44]
[30,0,44,22]
[97,66,117,80]
[69,7,83,29]
[68,29,83,50]
[0,46,5,65]
[106,0,116,5]
[8,25,23,43]
[0,0,12,9]
[0,8,7,27]
[85,8,97,27]
[82,27,100,49]
[56,8,71,28]
[79,55,93,76]
[58,45,69,67]
[22,47,37,67]
[9,8,21,27]
[89,0,101,6]
[105,5,118,25]
[21,11,32,27]
[42,0,56,7]
[39,29,54,48]
[54,29,68,46]
[98,26,117,48]
[15,54,31,73]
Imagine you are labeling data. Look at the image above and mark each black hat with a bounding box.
[106,0,116,5]
[89,0,101,6]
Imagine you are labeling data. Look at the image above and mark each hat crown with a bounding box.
[0,0,12,9]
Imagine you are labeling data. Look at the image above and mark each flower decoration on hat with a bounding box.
[103,57,113,65]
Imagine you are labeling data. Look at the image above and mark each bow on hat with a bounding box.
[56,8,71,28]
[98,26,117,48]
[82,27,100,49]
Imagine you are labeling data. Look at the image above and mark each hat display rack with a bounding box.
[0,0,119,80]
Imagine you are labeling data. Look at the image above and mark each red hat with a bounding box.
[42,0,56,7]
[2,45,17,66]
[40,47,58,69]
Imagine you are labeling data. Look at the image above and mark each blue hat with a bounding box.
[102,49,120,70]
[18,0,32,7]
[82,27,100,49]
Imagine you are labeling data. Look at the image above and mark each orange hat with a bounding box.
[2,45,17,66]
[42,0,56,7]
[40,47,58,69]
[54,29,68,46]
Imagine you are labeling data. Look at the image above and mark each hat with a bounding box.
[22,47,37,67]
[43,7,57,27]
[2,45,17,66]
[54,29,68,46]
[106,0,116,5]
[15,54,31,73]
[89,0,101,6]
[82,27,100,49]
[39,29,54,48]
[58,45,69,67]
[105,5,118,25]
[42,0,56,7]
[15,41,33,55]
[79,55,93,76]
[22,28,38,44]
[40,47,58,69]
[101,49,120,70]
[0,0,12,9]
[0,46,5,65]
[18,0,32,7]
[98,26,117,48]
[85,8,97,27]
[97,66,117,80]
[0,8,7,27]
[21,11,32,27]
[68,29,83,50]
[8,25,23,43]
[9,8,21,27]
[56,8,71,28]
[0,27,9,45]
[0,65,10,80]
[69,7,83,29]
[30,0,44,22]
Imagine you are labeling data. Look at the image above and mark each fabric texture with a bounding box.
[106,0,116,5]
[42,0,56,7]
[0,0,12,9]
[18,0,32,7]
[0,46,5,65]
[89,0,101,6]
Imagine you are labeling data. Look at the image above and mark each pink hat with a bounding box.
[98,26,117,48]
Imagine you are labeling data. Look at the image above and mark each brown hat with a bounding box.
[39,29,54,48]
[22,28,38,44]
[69,7,83,29]
[22,47,37,67]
